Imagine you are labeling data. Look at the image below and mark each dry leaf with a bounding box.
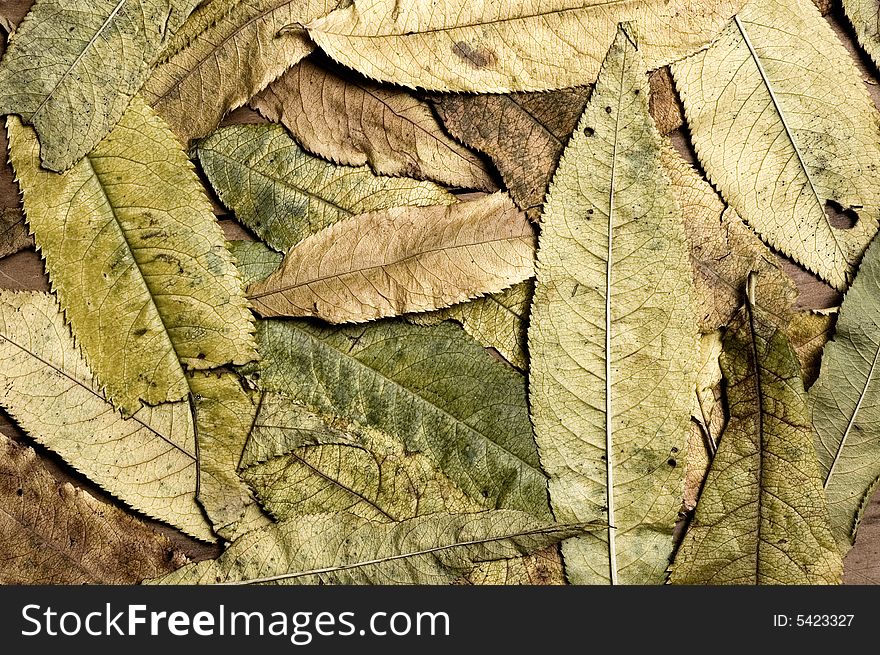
[648,67,684,135]
[0,434,189,584]
[251,56,495,190]
[788,310,836,389]
[433,88,591,219]
[248,192,535,323]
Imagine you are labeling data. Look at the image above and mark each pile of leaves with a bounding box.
[1,0,880,585]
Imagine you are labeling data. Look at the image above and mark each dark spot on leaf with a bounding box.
[671,447,679,454]
[197,353,206,360]
[667,458,677,467]
[133,327,148,337]
[824,200,859,229]
[584,127,595,137]
[633,88,640,95]
[604,106,612,114]
[481,489,489,498]
[16,488,23,497]
[452,41,497,69]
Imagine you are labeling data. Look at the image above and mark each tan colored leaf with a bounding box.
[0,434,189,584]
[0,209,29,260]
[307,0,745,92]
[411,280,532,370]
[433,88,591,219]
[788,310,836,389]
[144,0,336,144]
[671,279,842,584]
[661,146,797,332]
[248,192,535,323]
[0,291,213,541]
[528,28,699,585]
[198,124,455,252]
[648,67,684,135]
[671,0,880,290]
[685,332,724,511]
[251,56,495,190]
[7,98,257,415]
[843,0,880,69]
[149,511,591,584]
[0,0,199,171]
[462,546,566,585]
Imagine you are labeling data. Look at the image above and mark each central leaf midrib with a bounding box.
[745,294,766,585]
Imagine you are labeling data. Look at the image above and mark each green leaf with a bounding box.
[528,27,698,585]
[0,0,199,171]
[810,235,880,552]
[671,278,843,584]
[671,0,880,290]
[228,240,283,287]
[144,0,337,144]
[148,510,591,584]
[411,280,533,370]
[247,318,551,518]
[197,124,455,252]
[7,97,257,415]
[0,291,213,541]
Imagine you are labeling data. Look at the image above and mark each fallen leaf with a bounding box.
[648,67,684,135]
[0,209,30,261]
[0,0,199,171]
[228,240,283,287]
[251,56,495,190]
[788,310,836,389]
[432,87,591,219]
[671,0,880,290]
[144,0,336,144]
[248,192,535,323]
[8,98,257,415]
[306,0,745,92]
[670,277,843,584]
[843,0,880,69]
[528,28,698,585]
[149,511,591,584]
[198,124,455,252]
[0,291,213,541]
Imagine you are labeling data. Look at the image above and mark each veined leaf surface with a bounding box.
[528,28,698,585]
[7,98,257,415]
[843,0,880,70]
[671,278,842,584]
[0,0,199,171]
[150,511,589,584]
[0,291,213,541]
[247,192,535,323]
[198,124,455,252]
[671,0,880,290]
[306,0,745,92]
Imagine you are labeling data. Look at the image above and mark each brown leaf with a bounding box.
[251,56,496,191]
[0,434,189,584]
[788,310,837,389]
[248,192,535,323]
[649,67,684,135]
[432,88,591,219]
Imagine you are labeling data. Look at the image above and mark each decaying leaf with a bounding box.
[251,57,495,190]
[198,124,455,252]
[247,318,551,517]
[411,280,533,370]
[661,147,797,332]
[0,291,213,541]
[811,235,880,552]
[528,28,698,585]
[150,510,590,584]
[433,87,591,219]
[248,192,535,323]
[228,240,283,287]
[672,0,880,290]
[8,98,257,415]
[0,209,30,261]
[189,372,271,542]
[307,0,745,92]
[0,0,199,171]
[0,434,189,584]
[671,278,843,584]
[843,0,880,69]
[648,67,684,135]
[144,0,336,144]
[789,310,836,389]
[685,332,724,512]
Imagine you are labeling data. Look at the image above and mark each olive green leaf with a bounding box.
[197,124,455,252]
[306,0,744,92]
[789,310,836,389]
[843,0,880,70]
[247,318,550,517]
[0,0,199,172]
[671,0,880,290]
[671,278,843,584]
[432,88,591,220]
[0,434,189,584]
[811,235,880,552]
[251,56,495,191]
[247,192,535,323]
[0,291,213,541]
[7,97,257,416]
[528,27,698,585]
[188,372,271,542]
[411,280,533,370]
[228,240,283,287]
[144,0,337,144]
[149,511,590,584]
[685,331,724,512]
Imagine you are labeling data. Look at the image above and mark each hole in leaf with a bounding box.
[583,127,595,137]
[824,200,859,229]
